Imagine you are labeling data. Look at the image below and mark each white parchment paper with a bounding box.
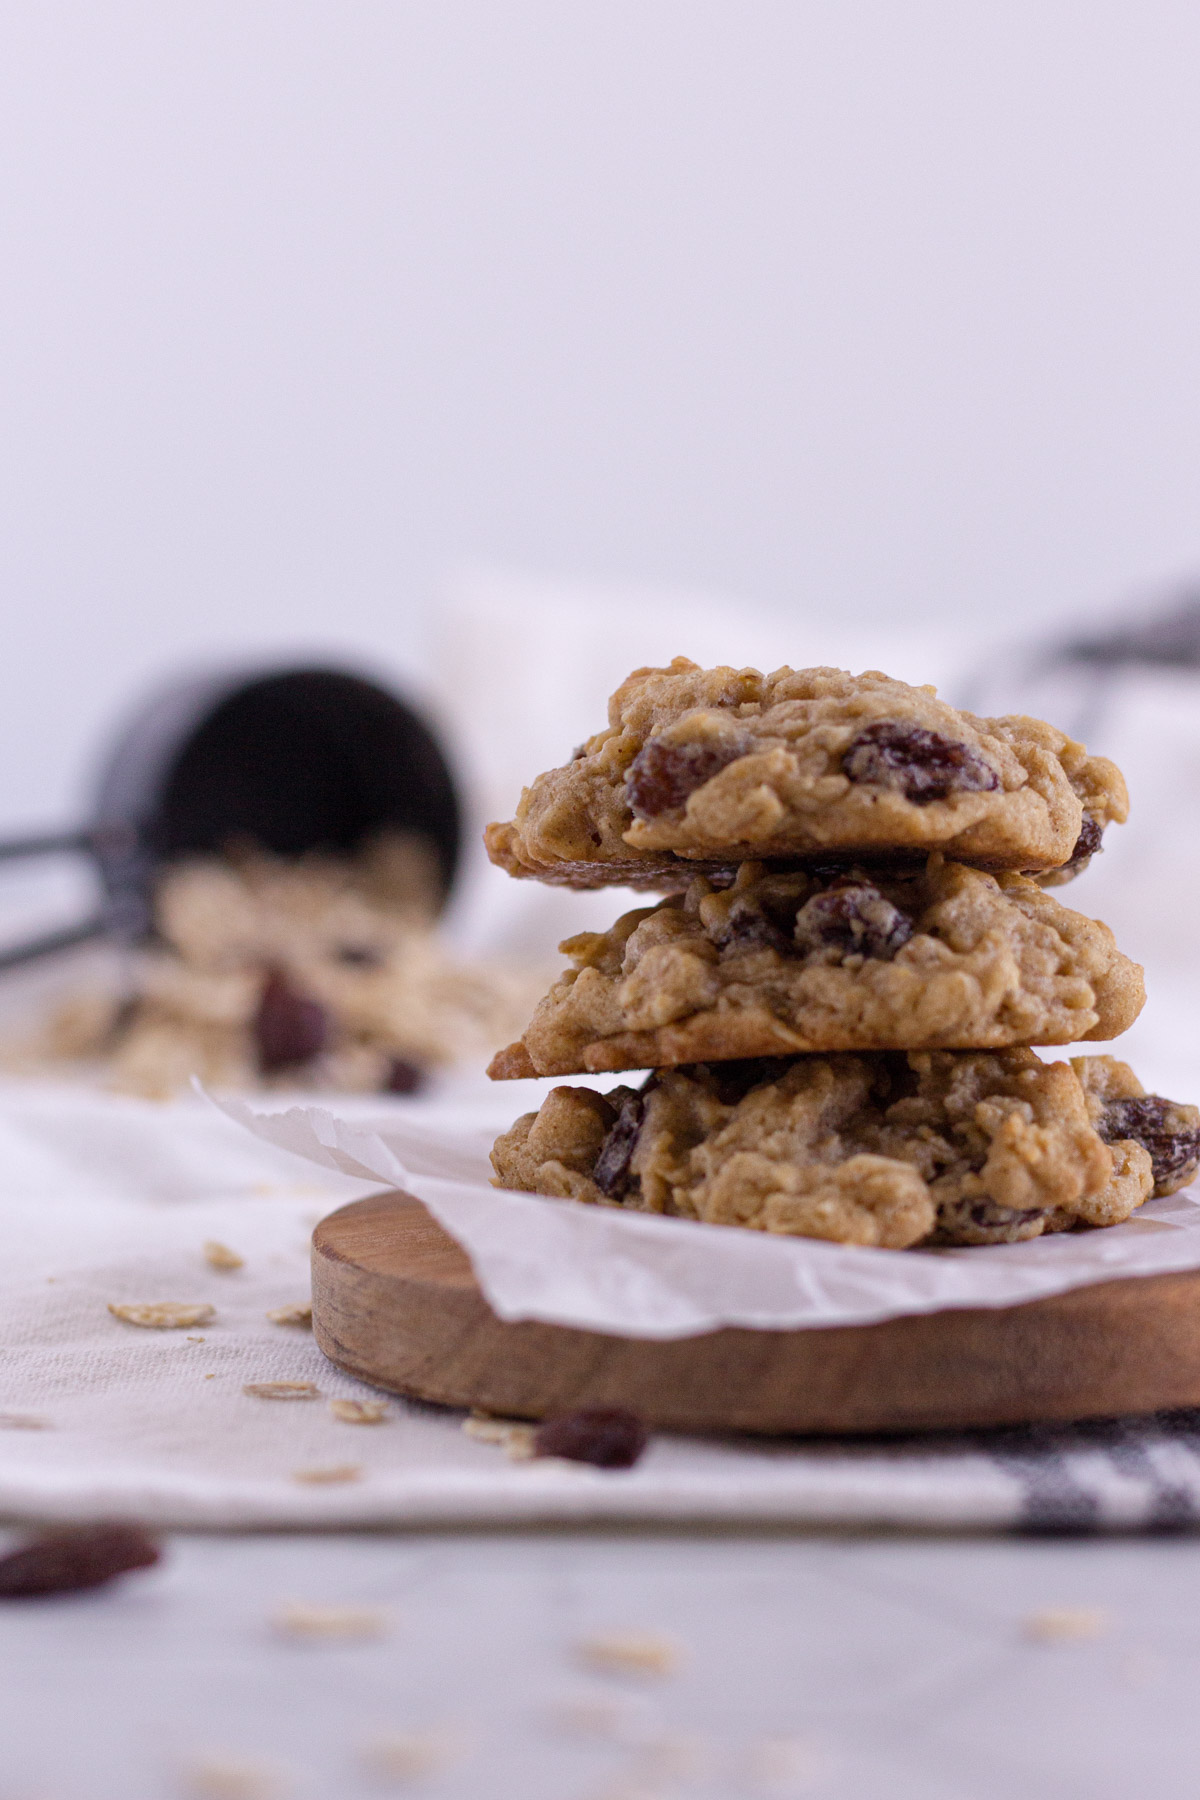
[213,1092,1200,1340]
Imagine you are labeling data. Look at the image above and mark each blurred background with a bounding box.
[2,0,1200,1091]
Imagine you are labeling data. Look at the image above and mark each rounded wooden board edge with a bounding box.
[311,1190,1200,1436]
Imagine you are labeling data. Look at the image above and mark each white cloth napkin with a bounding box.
[3,1075,1200,1533]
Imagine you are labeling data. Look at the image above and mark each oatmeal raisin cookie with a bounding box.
[488,859,1143,1078]
[485,659,1126,887]
[490,1050,1182,1249]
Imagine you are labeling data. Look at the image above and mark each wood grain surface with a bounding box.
[311,1191,1200,1434]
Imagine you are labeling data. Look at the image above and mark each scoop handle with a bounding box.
[0,824,144,969]
[0,914,112,972]
[0,829,96,861]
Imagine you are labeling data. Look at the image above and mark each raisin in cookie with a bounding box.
[490,1050,1178,1249]
[1073,1055,1200,1197]
[485,659,1126,888]
[489,859,1144,1078]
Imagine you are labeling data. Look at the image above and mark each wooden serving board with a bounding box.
[311,1191,1200,1435]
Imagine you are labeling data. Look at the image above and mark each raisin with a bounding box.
[1073,814,1103,861]
[384,1058,425,1095]
[1059,813,1103,875]
[1099,1097,1200,1195]
[966,1200,1049,1232]
[793,882,913,960]
[254,970,329,1073]
[593,1092,646,1198]
[710,876,811,956]
[710,895,794,956]
[0,1523,160,1598]
[533,1407,648,1469]
[842,721,1000,804]
[626,735,749,819]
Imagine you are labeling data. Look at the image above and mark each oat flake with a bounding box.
[575,1632,681,1678]
[273,1601,389,1641]
[463,1412,536,1460]
[1024,1606,1110,1642]
[266,1302,312,1327]
[108,1301,216,1330]
[183,1755,288,1799]
[243,1381,320,1400]
[330,1398,388,1424]
[203,1240,244,1271]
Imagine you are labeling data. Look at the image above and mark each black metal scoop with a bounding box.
[0,665,462,971]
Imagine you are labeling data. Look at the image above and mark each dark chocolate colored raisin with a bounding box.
[0,1523,160,1598]
[593,1093,646,1198]
[384,1058,425,1095]
[254,970,329,1073]
[1060,813,1103,875]
[533,1407,648,1469]
[626,735,749,819]
[1098,1097,1200,1195]
[710,895,794,956]
[966,1200,1049,1232]
[1073,814,1103,861]
[793,882,913,960]
[842,721,1000,804]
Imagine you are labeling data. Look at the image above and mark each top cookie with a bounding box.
[486,659,1127,887]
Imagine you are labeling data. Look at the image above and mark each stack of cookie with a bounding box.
[485,659,1200,1250]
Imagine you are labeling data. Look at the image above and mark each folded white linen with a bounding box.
[2,1075,1200,1534]
[0,1076,1021,1528]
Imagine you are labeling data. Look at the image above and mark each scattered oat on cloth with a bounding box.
[3,1078,1200,1532]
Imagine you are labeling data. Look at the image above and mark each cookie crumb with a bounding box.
[575,1632,681,1678]
[203,1241,244,1271]
[1023,1606,1110,1643]
[243,1382,320,1401]
[330,1399,388,1424]
[273,1601,389,1641]
[0,1412,49,1430]
[182,1755,288,1799]
[266,1303,312,1328]
[291,1464,362,1485]
[109,1301,216,1330]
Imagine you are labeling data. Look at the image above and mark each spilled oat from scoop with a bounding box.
[11,834,543,1098]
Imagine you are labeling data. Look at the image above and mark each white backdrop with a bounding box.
[0,2,1199,832]
[0,2,1196,1094]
